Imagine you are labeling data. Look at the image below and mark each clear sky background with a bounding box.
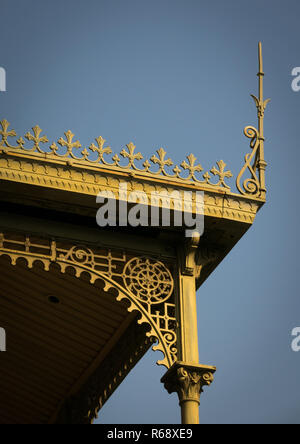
[0,0,299,424]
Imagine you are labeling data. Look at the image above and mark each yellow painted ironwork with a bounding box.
[0,119,234,189]
[0,233,177,368]
[0,43,269,425]
[237,42,270,199]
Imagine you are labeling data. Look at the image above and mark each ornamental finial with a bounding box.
[251,42,271,130]
[237,42,270,199]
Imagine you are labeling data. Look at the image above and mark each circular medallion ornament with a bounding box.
[123,257,174,304]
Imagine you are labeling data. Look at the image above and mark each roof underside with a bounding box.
[0,255,141,424]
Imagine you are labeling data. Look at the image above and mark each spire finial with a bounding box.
[251,42,270,134]
[237,42,270,199]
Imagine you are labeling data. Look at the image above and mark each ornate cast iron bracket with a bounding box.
[181,233,219,280]
[0,233,177,369]
[181,232,201,277]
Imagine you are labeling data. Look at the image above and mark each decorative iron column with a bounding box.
[161,234,216,424]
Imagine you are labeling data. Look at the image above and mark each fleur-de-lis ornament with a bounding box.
[25,125,49,153]
[0,119,17,148]
[210,160,233,188]
[88,136,112,163]
[57,130,81,156]
[251,94,271,118]
[151,148,173,174]
[120,142,143,168]
[181,154,203,181]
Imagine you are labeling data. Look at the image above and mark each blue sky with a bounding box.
[0,0,299,424]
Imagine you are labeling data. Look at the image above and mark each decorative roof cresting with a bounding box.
[0,43,268,200]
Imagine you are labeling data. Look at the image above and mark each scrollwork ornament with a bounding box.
[236,125,260,197]
[59,246,96,268]
[161,331,177,362]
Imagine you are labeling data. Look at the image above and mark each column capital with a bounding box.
[161,361,216,405]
